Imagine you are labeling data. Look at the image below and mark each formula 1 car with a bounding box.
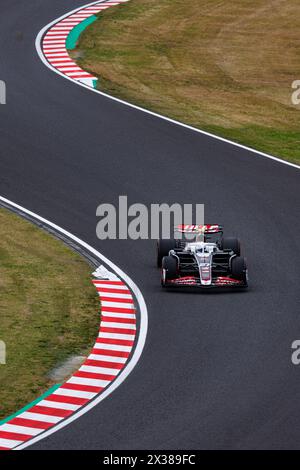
[157,224,248,288]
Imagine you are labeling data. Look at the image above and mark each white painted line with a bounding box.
[101,312,136,319]
[38,400,80,411]
[99,292,133,299]
[66,72,91,77]
[44,53,70,57]
[43,48,66,52]
[45,33,68,37]
[88,354,127,363]
[57,67,82,72]
[59,21,81,24]
[54,388,97,400]
[93,342,132,352]
[43,40,66,44]
[20,412,62,424]
[0,424,43,437]
[51,62,75,67]
[68,377,110,388]
[100,321,136,330]
[51,27,74,30]
[98,331,135,341]
[101,301,135,309]
[79,365,120,375]
[0,438,23,448]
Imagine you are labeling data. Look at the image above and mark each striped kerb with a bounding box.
[42,1,129,88]
[0,277,136,450]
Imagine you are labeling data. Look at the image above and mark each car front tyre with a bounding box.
[231,256,247,284]
[161,255,178,286]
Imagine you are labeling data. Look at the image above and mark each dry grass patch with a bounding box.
[0,208,99,420]
[73,0,300,163]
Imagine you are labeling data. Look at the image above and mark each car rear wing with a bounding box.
[175,224,223,234]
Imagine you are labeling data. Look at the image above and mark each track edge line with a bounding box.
[35,0,300,171]
[0,195,148,450]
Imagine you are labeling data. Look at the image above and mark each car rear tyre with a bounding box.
[157,239,177,267]
[220,237,241,256]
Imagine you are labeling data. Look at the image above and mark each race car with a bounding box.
[157,224,248,288]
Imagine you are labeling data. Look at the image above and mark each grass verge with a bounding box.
[0,208,99,420]
[72,0,300,164]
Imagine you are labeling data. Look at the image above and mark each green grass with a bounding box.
[72,0,300,164]
[0,208,99,420]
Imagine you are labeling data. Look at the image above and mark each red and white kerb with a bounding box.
[0,275,136,450]
[42,1,129,87]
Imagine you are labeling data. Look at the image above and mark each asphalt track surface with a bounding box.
[1,0,300,450]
